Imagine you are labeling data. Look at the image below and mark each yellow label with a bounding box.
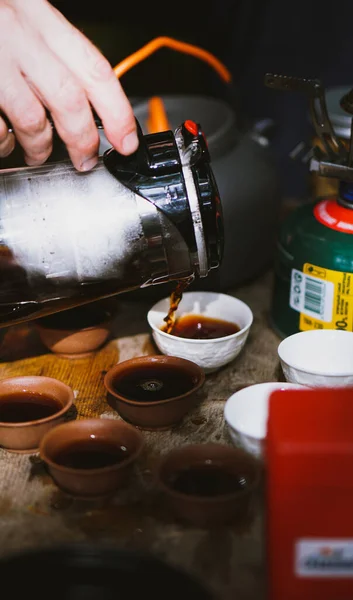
[299,263,353,331]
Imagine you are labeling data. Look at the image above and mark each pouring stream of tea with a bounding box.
[163,276,194,334]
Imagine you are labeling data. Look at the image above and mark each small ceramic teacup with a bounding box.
[156,443,260,527]
[40,418,144,499]
[0,375,74,453]
[224,382,307,459]
[104,355,205,430]
[278,329,353,387]
[147,291,253,374]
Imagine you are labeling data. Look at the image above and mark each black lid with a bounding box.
[103,119,223,277]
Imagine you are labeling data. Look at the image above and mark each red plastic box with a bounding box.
[266,387,353,600]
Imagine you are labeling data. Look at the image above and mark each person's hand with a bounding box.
[0,0,138,171]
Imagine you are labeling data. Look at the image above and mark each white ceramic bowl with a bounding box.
[224,382,307,459]
[278,329,353,387]
[147,291,253,374]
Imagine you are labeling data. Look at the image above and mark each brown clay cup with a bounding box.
[35,303,113,358]
[39,418,144,499]
[104,355,205,430]
[156,443,260,527]
[0,376,74,453]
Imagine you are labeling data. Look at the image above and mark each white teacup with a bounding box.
[147,291,253,374]
[278,329,353,387]
[224,382,307,459]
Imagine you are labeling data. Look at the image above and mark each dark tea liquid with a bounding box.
[112,364,196,402]
[167,463,247,497]
[53,440,129,469]
[0,391,62,423]
[166,314,240,340]
[163,276,194,334]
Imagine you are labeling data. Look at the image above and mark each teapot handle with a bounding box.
[112,36,234,135]
[113,36,232,84]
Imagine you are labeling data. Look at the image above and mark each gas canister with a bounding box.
[265,74,353,338]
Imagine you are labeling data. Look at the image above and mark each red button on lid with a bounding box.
[184,120,198,136]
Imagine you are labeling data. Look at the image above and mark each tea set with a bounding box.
[1,288,352,527]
